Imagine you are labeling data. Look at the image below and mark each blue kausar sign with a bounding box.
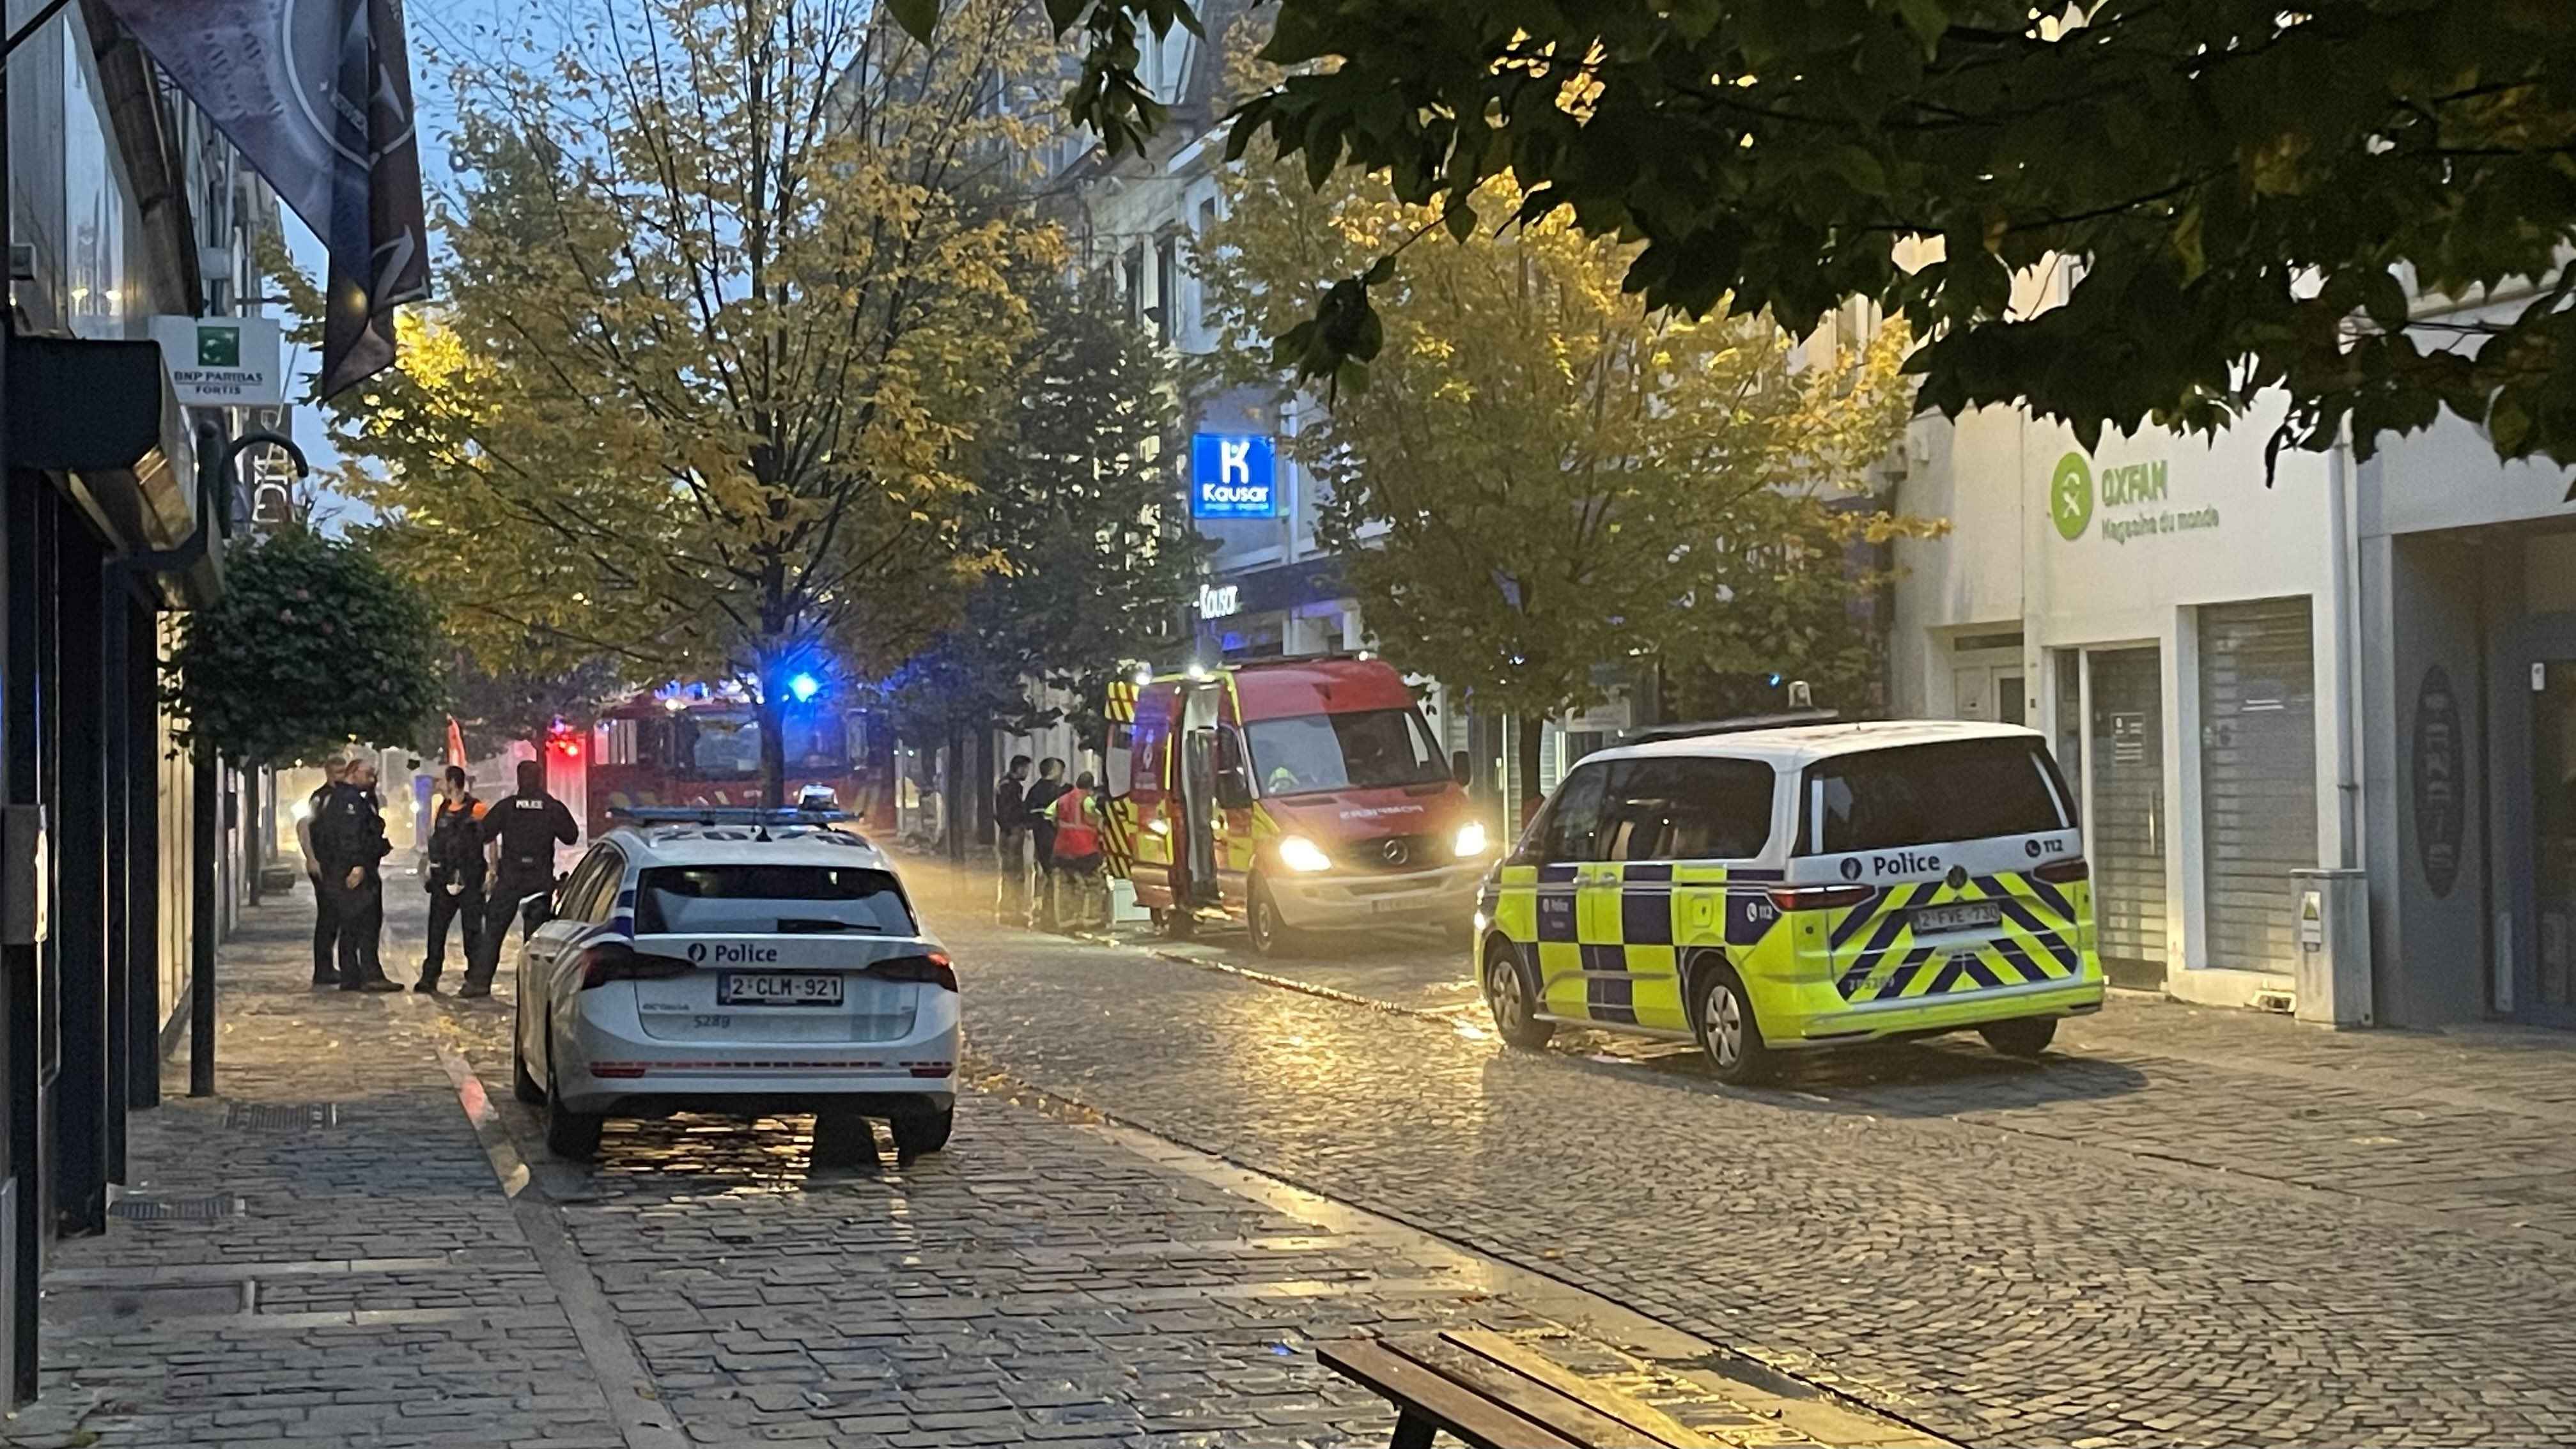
[1190,433,1278,518]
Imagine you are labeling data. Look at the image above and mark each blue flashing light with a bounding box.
[787,672,821,703]
[1765,672,1783,688]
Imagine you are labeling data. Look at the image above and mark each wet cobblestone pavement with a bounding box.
[11,881,1934,1449]
[897,856,2576,1448]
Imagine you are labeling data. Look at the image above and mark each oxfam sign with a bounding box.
[2050,449,2213,546]
[2050,453,2094,541]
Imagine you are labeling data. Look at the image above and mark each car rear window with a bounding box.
[636,865,915,936]
[1800,738,2072,855]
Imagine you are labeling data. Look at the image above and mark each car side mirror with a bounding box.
[1215,768,1253,812]
[1450,750,1471,787]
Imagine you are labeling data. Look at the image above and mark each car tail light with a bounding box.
[577,942,694,990]
[2035,858,2091,885]
[867,951,957,992]
[1766,884,1877,913]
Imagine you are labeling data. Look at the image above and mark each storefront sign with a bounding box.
[1190,433,1278,518]
[1197,583,1240,619]
[2050,449,2219,546]
[2411,665,2462,899]
[148,314,285,406]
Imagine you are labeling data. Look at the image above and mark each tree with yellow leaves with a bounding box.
[316,0,1058,803]
[1199,152,1936,794]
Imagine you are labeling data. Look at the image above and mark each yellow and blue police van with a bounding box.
[1475,718,2104,1083]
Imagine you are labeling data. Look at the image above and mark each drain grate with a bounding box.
[107,1195,241,1222]
[224,1103,339,1131]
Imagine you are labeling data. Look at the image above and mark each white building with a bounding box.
[1891,276,2572,1028]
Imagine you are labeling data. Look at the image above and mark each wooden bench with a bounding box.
[1319,1329,1726,1448]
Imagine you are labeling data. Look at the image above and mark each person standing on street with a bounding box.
[1042,770,1108,931]
[470,758,578,1000]
[417,766,488,995]
[1023,757,1069,929]
[313,755,401,992]
[300,757,348,986]
[993,754,1033,924]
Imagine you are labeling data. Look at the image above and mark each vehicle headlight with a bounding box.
[1276,835,1333,873]
[1452,821,1489,858]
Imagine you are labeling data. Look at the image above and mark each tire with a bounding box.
[1484,947,1554,1050]
[1979,1016,2058,1058]
[811,1109,878,1168]
[890,1106,954,1159]
[1246,876,1300,957]
[1694,959,1774,1085]
[511,993,545,1104]
[541,1027,603,1161]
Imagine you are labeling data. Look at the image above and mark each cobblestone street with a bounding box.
[7,855,2573,1446]
[4,881,1927,1449]
[890,855,2576,1449]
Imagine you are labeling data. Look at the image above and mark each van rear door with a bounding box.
[1796,736,2086,1003]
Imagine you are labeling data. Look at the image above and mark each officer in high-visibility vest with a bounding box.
[1043,770,1108,931]
[468,759,578,999]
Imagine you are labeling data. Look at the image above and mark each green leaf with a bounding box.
[2171,203,2206,283]
[1335,358,1371,396]
[1893,0,1948,55]
[1445,199,1477,241]
[887,0,939,45]
[1044,0,1087,34]
[1363,254,1397,286]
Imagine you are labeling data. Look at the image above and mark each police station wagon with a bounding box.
[1475,720,2104,1083]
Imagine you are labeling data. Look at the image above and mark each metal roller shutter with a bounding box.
[2088,648,2168,988]
[2197,598,2319,975]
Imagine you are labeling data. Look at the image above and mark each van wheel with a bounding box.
[1980,1016,2058,1058]
[1247,876,1299,957]
[542,1028,603,1161]
[1485,947,1553,1050]
[812,1110,878,1168]
[1695,961,1774,1085]
[891,1108,953,1159]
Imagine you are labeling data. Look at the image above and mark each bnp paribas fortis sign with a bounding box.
[2050,449,2221,545]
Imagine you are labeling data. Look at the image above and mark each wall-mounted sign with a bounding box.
[148,314,284,407]
[1197,583,1240,619]
[1190,432,1278,518]
[2050,448,2219,546]
[2411,665,2462,899]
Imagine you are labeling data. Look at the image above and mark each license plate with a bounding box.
[717,972,844,1007]
[1912,902,2001,934]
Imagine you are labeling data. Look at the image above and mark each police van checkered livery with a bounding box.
[1475,719,2104,1083]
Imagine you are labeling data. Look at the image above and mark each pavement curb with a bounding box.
[434,1044,690,1449]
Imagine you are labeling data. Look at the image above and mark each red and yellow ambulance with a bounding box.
[1106,656,1490,953]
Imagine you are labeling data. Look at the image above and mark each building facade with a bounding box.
[1891,281,2574,1029]
[0,1,282,1404]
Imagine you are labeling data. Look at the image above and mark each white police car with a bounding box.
[509,809,958,1165]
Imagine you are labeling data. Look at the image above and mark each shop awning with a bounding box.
[6,334,221,607]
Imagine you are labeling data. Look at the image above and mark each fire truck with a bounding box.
[574,688,896,841]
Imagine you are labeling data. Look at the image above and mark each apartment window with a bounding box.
[1196,199,1218,329]
[1154,232,1179,345]
[1124,242,1145,324]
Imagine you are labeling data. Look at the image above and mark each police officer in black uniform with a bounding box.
[313,756,401,992]
[468,759,579,998]
[417,766,487,995]
[300,758,346,986]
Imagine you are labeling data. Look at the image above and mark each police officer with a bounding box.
[300,757,347,986]
[417,766,488,995]
[313,755,401,992]
[468,759,578,999]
